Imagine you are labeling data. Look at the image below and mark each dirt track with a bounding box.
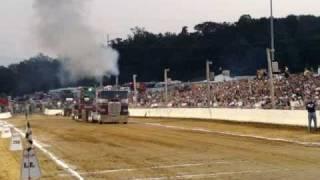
[2,115,320,179]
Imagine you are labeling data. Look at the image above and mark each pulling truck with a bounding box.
[87,87,129,124]
[63,97,74,117]
[61,89,77,117]
[71,87,96,121]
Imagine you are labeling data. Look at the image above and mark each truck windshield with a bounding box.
[98,91,128,100]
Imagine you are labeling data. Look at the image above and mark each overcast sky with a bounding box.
[1,0,320,66]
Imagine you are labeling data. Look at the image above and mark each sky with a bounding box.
[0,0,320,66]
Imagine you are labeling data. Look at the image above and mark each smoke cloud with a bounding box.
[33,0,119,83]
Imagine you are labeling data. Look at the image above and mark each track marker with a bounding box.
[21,148,41,180]
[8,123,84,180]
[1,126,12,138]
[21,121,42,180]
[10,132,23,151]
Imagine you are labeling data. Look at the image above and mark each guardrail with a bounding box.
[0,112,12,119]
[129,108,318,127]
[44,109,64,116]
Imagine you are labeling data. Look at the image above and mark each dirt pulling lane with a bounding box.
[5,115,320,179]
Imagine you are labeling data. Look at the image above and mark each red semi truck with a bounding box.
[72,87,95,121]
[72,87,129,124]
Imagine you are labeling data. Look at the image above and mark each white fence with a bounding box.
[0,112,12,119]
[44,109,64,116]
[129,108,318,127]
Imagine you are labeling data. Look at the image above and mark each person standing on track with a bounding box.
[306,98,317,132]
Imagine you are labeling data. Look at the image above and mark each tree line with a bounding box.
[1,15,320,96]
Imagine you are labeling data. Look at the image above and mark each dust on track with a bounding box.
[3,115,320,179]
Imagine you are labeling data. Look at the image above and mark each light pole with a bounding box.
[164,68,170,105]
[115,76,119,89]
[266,48,276,109]
[270,0,275,62]
[206,60,213,107]
[100,76,103,87]
[133,74,138,106]
[268,0,276,109]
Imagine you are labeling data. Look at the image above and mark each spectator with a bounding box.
[306,98,317,132]
[284,66,290,78]
[130,72,320,110]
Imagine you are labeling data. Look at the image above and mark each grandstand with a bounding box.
[132,71,320,110]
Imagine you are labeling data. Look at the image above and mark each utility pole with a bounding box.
[100,76,103,88]
[270,0,275,62]
[206,60,213,107]
[107,34,110,46]
[266,48,276,109]
[164,68,170,105]
[133,74,138,106]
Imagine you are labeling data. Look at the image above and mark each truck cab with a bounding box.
[88,88,129,124]
[71,87,95,121]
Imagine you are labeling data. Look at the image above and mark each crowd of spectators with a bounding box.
[132,71,320,110]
